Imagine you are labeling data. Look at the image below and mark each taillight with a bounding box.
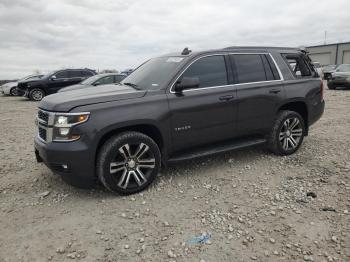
[320,80,324,101]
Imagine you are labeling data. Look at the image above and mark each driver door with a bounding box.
[167,55,237,152]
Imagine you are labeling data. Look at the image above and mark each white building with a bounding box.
[306,42,350,65]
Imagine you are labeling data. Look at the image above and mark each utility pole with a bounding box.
[324,30,327,45]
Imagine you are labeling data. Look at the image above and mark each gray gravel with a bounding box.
[0,86,349,261]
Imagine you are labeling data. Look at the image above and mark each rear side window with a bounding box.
[181,55,228,88]
[69,70,82,78]
[82,70,94,77]
[232,54,267,84]
[283,53,312,78]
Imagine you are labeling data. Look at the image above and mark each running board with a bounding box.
[168,137,266,163]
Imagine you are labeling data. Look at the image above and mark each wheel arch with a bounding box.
[278,100,309,135]
[95,123,166,165]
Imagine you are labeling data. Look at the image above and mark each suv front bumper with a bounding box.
[34,135,97,188]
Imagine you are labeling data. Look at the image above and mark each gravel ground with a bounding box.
[0,85,349,262]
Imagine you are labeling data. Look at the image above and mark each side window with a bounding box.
[283,54,311,78]
[69,70,82,78]
[82,70,94,77]
[232,54,267,84]
[95,76,114,85]
[261,55,275,81]
[114,75,126,82]
[55,71,68,79]
[180,55,228,88]
[266,55,281,80]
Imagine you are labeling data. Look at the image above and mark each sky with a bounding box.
[0,0,349,79]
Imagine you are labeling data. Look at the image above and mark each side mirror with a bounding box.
[174,77,199,93]
[50,75,56,81]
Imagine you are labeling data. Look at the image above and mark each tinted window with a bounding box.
[232,54,267,83]
[82,70,94,77]
[55,71,68,79]
[70,70,83,78]
[266,55,281,80]
[261,55,275,81]
[181,55,228,88]
[283,54,311,77]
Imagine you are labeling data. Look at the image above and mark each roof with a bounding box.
[163,46,301,58]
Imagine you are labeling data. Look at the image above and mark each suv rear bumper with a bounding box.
[34,136,96,188]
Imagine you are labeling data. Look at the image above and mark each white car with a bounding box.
[0,74,43,96]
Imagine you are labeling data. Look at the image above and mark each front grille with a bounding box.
[38,110,49,124]
[38,127,47,141]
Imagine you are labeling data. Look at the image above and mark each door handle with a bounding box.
[219,95,234,101]
[269,89,281,94]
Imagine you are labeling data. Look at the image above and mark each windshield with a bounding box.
[121,56,185,90]
[336,64,350,72]
[80,75,103,85]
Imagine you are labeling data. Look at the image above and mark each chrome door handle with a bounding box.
[219,95,234,101]
[269,89,281,94]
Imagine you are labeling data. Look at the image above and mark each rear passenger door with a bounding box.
[231,54,285,136]
[167,54,238,151]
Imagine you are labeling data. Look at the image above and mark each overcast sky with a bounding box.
[0,0,349,79]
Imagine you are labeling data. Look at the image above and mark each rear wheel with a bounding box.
[29,88,45,101]
[10,87,18,96]
[267,110,305,155]
[97,132,161,195]
[327,82,335,90]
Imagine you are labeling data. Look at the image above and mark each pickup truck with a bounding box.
[34,46,325,194]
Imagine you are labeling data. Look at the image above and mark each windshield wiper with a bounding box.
[123,82,141,90]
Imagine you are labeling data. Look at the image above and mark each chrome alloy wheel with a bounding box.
[31,90,43,101]
[279,117,303,151]
[109,143,156,189]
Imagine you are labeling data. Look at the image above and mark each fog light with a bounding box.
[59,127,70,136]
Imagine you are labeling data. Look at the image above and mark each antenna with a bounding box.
[181,47,191,55]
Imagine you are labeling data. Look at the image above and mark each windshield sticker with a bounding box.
[166,57,184,63]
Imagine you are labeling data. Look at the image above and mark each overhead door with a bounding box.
[309,53,331,65]
[342,51,350,64]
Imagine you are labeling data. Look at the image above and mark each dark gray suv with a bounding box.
[34,46,325,194]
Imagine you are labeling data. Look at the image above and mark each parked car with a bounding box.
[0,74,43,96]
[17,69,96,101]
[322,64,338,80]
[58,73,126,93]
[121,69,133,75]
[312,62,323,78]
[34,46,324,194]
[327,64,350,89]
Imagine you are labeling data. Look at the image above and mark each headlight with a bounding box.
[52,112,90,141]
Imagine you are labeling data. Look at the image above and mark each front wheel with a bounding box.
[10,87,18,96]
[267,110,305,155]
[29,88,45,101]
[97,132,161,195]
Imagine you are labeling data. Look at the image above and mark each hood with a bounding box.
[39,84,147,112]
[58,84,84,93]
[2,81,17,87]
[332,71,350,77]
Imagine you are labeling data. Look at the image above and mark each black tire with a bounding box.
[327,82,335,90]
[97,131,161,195]
[29,88,45,101]
[10,87,18,96]
[267,110,305,155]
